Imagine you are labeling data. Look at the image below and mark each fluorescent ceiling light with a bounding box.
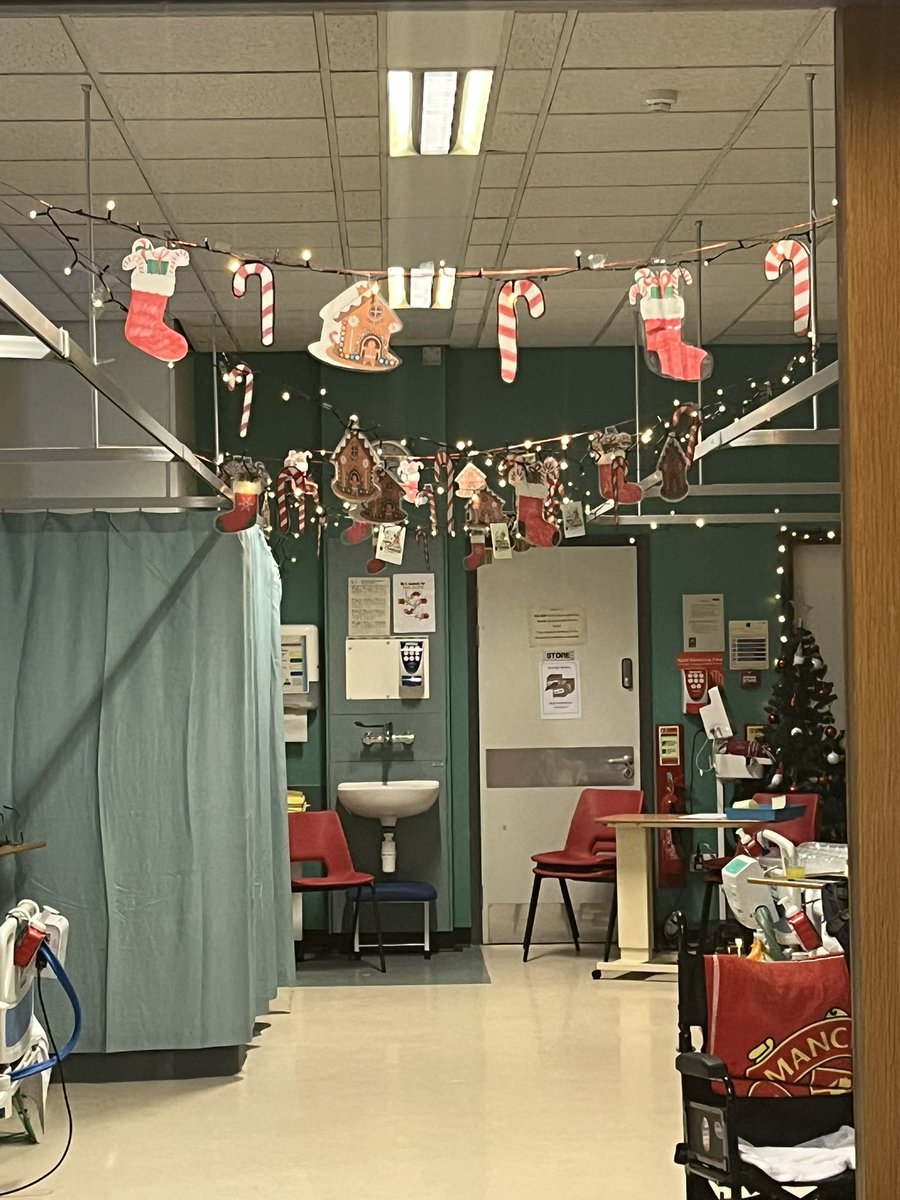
[420,70,457,155]
[387,70,415,157]
[0,334,52,359]
[387,69,494,157]
[454,69,494,156]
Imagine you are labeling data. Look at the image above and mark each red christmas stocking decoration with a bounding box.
[464,532,486,571]
[342,519,371,546]
[122,239,191,362]
[516,483,559,548]
[599,455,643,504]
[643,316,711,383]
[216,481,261,534]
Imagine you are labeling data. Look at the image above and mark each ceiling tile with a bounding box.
[166,192,338,225]
[667,213,808,242]
[340,157,380,191]
[0,17,85,72]
[470,217,507,244]
[0,247,56,273]
[565,12,813,69]
[512,215,670,244]
[388,217,467,265]
[552,67,774,116]
[336,116,379,156]
[541,112,737,153]
[454,282,490,309]
[150,157,335,194]
[325,14,378,71]
[766,66,835,112]
[0,75,111,121]
[347,220,381,246]
[331,72,379,117]
[712,147,835,186]
[348,246,381,271]
[475,189,515,219]
[344,191,380,222]
[737,109,835,150]
[520,185,692,218]
[694,182,811,215]
[3,191,162,225]
[501,242,654,269]
[0,271,70,297]
[126,119,330,160]
[0,120,129,160]
[388,157,479,217]
[486,113,537,153]
[507,12,566,69]
[104,73,324,121]
[0,159,145,195]
[463,245,499,269]
[386,11,505,70]
[481,154,525,187]
[179,222,341,255]
[70,15,318,71]
[801,13,834,66]
[529,149,717,188]
[497,70,549,115]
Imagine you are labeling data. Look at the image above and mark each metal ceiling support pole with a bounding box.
[806,71,820,429]
[0,271,229,499]
[633,309,641,516]
[695,218,704,485]
[82,83,100,449]
[211,318,220,464]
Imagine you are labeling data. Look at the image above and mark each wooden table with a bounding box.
[595,815,764,979]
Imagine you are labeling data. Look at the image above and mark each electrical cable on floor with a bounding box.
[0,966,74,1198]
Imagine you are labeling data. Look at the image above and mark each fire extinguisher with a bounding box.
[658,770,687,888]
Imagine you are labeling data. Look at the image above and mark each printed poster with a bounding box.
[540,657,582,720]
[348,576,391,638]
[392,573,437,634]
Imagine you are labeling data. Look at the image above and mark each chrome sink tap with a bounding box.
[355,722,415,785]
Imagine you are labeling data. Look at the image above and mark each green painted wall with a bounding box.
[195,343,839,932]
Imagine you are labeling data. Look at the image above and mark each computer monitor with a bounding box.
[700,685,733,739]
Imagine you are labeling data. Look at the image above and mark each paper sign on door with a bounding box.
[540,657,582,720]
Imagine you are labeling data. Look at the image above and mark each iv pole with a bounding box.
[806,72,820,430]
[82,83,101,449]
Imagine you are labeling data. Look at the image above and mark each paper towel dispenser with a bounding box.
[282,625,320,742]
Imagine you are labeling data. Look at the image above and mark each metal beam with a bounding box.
[0,447,174,463]
[591,512,841,527]
[686,482,839,495]
[729,429,839,447]
[0,496,226,511]
[592,358,839,518]
[0,271,229,499]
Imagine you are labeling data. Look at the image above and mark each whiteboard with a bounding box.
[793,544,845,729]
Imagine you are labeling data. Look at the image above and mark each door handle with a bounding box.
[607,755,634,765]
[621,658,633,689]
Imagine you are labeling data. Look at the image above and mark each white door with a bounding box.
[477,545,641,944]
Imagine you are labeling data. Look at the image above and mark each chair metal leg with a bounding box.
[423,901,431,959]
[604,881,618,963]
[699,880,716,951]
[559,878,580,952]
[349,893,362,960]
[369,887,386,973]
[522,875,542,962]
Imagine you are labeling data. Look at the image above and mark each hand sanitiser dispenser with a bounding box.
[281,625,320,742]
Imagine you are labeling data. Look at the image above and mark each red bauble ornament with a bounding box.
[768,713,779,725]
[824,725,837,738]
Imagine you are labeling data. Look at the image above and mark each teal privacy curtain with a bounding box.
[0,511,293,1053]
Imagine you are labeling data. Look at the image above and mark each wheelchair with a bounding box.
[673,915,854,1199]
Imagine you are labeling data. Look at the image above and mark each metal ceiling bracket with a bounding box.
[0,271,229,499]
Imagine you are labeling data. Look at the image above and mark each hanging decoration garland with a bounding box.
[629,265,712,383]
[764,240,812,338]
[232,261,276,346]
[591,428,643,516]
[121,239,191,363]
[496,279,545,383]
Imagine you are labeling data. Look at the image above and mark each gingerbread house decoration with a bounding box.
[455,462,488,498]
[358,468,408,525]
[331,428,380,502]
[467,487,507,529]
[308,281,403,373]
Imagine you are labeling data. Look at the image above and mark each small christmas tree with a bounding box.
[761,624,847,841]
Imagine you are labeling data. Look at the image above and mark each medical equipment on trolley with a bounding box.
[0,900,81,1142]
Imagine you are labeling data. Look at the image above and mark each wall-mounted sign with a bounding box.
[683,593,724,651]
[348,576,391,638]
[540,657,582,720]
[529,607,586,647]
[393,573,436,634]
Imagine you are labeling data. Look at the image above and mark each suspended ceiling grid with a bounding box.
[0,7,836,353]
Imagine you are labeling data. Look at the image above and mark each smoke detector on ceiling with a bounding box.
[644,89,678,113]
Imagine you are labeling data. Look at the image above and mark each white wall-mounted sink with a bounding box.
[338,780,439,822]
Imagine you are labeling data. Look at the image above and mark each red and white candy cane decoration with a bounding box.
[276,452,316,533]
[433,450,456,535]
[542,456,564,522]
[672,405,700,465]
[497,279,545,383]
[416,484,439,538]
[659,265,693,294]
[232,262,276,346]
[764,239,811,337]
[225,363,255,438]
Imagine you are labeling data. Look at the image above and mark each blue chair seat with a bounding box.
[345,880,437,904]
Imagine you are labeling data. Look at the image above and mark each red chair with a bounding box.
[699,793,821,946]
[523,788,644,963]
[289,810,385,973]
